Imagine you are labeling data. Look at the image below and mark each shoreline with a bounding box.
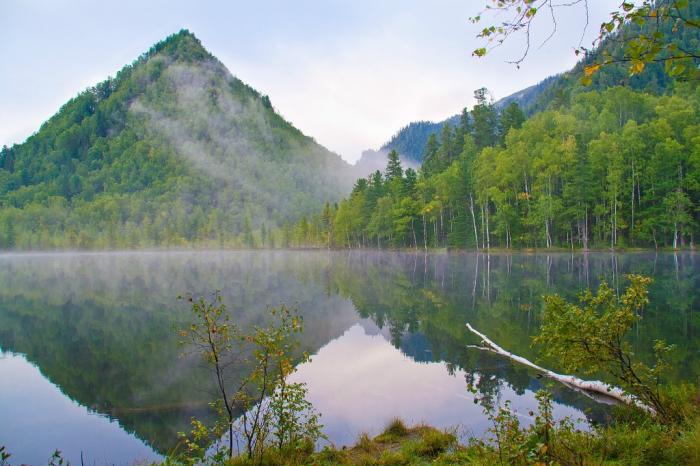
[0,246,696,255]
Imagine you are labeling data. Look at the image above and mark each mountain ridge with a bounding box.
[353,76,557,173]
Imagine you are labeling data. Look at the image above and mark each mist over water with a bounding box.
[0,250,698,464]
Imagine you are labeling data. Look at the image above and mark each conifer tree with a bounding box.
[436,123,455,169]
[422,134,439,176]
[454,108,472,156]
[499,102,525,144]
[385,150,404,180]
[471,88,499,149]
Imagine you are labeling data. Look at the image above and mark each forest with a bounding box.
[291,83,700,251]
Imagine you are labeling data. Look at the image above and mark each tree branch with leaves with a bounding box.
[471,0,699,82]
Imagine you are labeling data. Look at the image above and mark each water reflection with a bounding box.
[0,251,698,464]
[0,352,159,465]
[292,323,587,447]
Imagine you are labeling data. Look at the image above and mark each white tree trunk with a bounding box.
[465,323,656,415]
[469,193,479,250]
[484,204,491,250]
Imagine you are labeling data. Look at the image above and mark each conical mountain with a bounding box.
[0,30,352,249]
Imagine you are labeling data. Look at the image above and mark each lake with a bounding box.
[1,251,698,464]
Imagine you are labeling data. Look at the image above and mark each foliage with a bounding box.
[176,292,241,461]
[536,274,677,422]
[176,417,220,464]
[47,450,67,466]
[300,84,700,251]
[465,387,700,466]
[267,382,325,454]
[459,274,700,465]
[466,390,591,466]
[365,1,699,166]
[471,0,700,82]
[176,293,324,464]
[583,0,700,82]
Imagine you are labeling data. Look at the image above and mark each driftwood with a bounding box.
[465,323,656,415]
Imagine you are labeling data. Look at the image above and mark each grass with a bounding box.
[302,405,700,465]
[11,410,700,465]
[305,420,459,465]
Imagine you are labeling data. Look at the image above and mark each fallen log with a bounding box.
[465,323,656,415]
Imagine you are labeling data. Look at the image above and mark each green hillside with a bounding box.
[0,30,352,250]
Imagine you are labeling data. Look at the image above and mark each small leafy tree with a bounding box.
[470,390,591,466]
[177,293,324,464]
[534,274,676,422]
[178,292,240,462]
[268,382,325,455]
[233,305,323,460]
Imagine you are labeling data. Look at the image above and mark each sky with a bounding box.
[1,0,620,163]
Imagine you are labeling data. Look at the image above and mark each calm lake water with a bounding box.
[1,251,698,464]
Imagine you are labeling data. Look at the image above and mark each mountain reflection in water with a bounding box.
[0,251,697,464]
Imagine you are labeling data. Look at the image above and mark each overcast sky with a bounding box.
[1,0,619,163]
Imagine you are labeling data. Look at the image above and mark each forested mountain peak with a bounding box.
[145,29,209,60]
[0,30,352,249]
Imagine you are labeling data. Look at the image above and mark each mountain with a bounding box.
[353,77,556,173]
[0,30,352,249]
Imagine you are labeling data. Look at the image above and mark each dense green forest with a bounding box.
[293,84,700,250]
[0,30,351,250]
[1,2,698,251]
